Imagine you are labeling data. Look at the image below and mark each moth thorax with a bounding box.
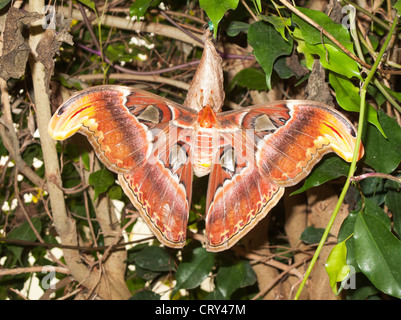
[198,105,217,128]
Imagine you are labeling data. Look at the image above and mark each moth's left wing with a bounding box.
[48,85,197,249]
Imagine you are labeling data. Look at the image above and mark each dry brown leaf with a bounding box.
[0,7,42,81]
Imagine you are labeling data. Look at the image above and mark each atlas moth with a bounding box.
[48,30,364,252]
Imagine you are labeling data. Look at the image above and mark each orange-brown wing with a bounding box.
[119,137,193,248]
[48,85,197,248]
[218,100,364,186]
[205,129,284,251]
[205,100,364,251]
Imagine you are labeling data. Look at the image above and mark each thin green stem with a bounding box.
[373,78,401,114]
[294,13,398,300]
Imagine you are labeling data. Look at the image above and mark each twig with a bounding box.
[0,236,154,252]
[76,42,200,76]
[0,266,70,276]
[252,255,312,300]
[60,7,204,48]
[351,172,401,184]
[160,10,203,45]
[77,73,190,90]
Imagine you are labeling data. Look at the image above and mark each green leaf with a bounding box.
[200,0,240,37]
[292,7,355,53]
[134,263,161,281]
[292,8,360,79]
[172,247,214,297]
[394,0,401,15]
[325,240,350,294]
[329,72,385,136]
[0,0,11,10]
[354,211,401,299]
[108,185,122,200]
[225,21,249,37]
[7,218,42,263]
[293,30,315,70]
[337,199,391,279]
[228,68,268,91]
[363,111,401,174]
[215,260,256,299]
[129,0,161,18]
[273,56,296,80]
[248,21,293,89]
[105,43,141,63]
[360,177,387,205]
[291,156,350,195]
[305,42,360,79]
[131,246,174,272]
[300,226,327,244]
[338,209,360,272]
[260,15,291,41]
[130,290,161,300]
[364,197,392,229]
[89,169,115,199]
[77,0,96,11]
[385,179,401,238]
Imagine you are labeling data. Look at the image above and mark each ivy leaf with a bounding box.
[200,0,240,37]
[260,15,291,41]
[130,290,161,300]
[363,111,401,174]
[89,169,115,199]
[225,21,249,37]
[329,72,385,136]
[108,185,122,200]
[338,209,360,272]
[354,211,401,299]
[7,218,42,263]
[273,56,296,80]
[131,246,175,272]
[129,0,161,18]
[291,156,350,195]
[215,260,256,299]
[105,43,142,63]
[248,21,293,89]
[228,68,267,91]
[385,179,401,238]
[325,240,350,294]
[172,247,214,297]
[300,226,327,244]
